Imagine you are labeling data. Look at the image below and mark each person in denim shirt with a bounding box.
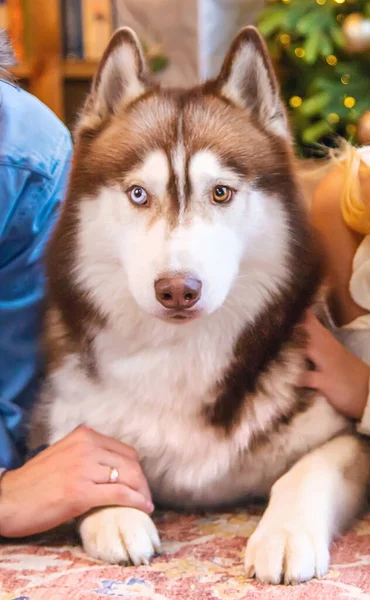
[0,36,152,538]
[0,74,72,471]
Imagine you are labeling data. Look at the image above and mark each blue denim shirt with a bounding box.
[0,81,72,469]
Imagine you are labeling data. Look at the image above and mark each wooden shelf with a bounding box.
[63,60,98,79]
[10,60,98,81]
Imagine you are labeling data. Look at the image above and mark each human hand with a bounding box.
[300,311,370,420]
[0,426,153,538]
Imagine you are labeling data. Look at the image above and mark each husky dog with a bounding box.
[31,26,370,584]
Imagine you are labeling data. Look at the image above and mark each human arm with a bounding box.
[0,123,72,469]
[0,426,154,537]
[300,311,370,425]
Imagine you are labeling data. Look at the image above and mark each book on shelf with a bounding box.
[61,0,116,61]
[82,0,113,61]
[61,0,83,60]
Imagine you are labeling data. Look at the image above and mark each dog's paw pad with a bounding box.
[244,526,329,585]
[79,507,161,565]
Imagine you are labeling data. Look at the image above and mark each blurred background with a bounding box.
[3,0,370,155]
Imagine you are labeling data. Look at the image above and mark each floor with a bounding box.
[1,506,369,600]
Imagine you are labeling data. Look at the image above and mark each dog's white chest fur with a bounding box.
[44,321,348,508]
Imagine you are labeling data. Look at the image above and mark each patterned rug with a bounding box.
[1,507,370,600]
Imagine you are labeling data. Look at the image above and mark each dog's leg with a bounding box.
[244,434,369,584]
[79,507,161,565]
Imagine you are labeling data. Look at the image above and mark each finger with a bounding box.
[56,426,138,461]
[92,463,151,501]
[96,450,152,502]
[303,309,318,327]
[298,370,323,390]
[85,428,139,460]
[305,342,323,366]
[28,428,138,470]
[304,323,331,368]
[300,313,323,360]
[88,483,154,514]
[303,309,331,338]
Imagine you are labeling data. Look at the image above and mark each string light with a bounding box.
[282,0,292,4]
[334,0,346,4]
[289,96,303,108]
[347,124,357,135]
[295,47,306,58]
[316,0,326,4]
[279,33,291,45]
[326,54,338,65]
[344,96,356,108]
[328,113,340,123]
[341,74,350,85]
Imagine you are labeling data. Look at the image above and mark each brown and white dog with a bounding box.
[31,26,370,584]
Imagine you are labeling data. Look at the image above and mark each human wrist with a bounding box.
[0,468,9,500]
[0,469,14,536]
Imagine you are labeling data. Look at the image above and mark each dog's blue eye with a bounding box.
[129,186,148,206]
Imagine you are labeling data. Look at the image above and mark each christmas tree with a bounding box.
[258,0,370,154]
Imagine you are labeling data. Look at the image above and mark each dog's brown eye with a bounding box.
[212,186,232,204]
[129,186,148,206]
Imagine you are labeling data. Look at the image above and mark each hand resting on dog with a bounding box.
[0,426,153,537]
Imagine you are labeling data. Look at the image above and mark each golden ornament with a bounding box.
[343,13,370,52]
[357,111,370,145]
[289,96,302,108]
[344,96,356,109]
[279,33,291,45]
[326,54,338,65]
[328,112,340,124]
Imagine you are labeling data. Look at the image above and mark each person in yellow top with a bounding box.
[302,144,370,434]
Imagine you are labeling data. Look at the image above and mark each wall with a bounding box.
[115,0,266,85]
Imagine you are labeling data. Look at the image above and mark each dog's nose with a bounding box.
[155,276,202,309]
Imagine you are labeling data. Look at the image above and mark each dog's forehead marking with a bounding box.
[171,114,186,218]
[128,149,170,198]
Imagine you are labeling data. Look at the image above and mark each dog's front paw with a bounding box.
[244,519,330,585]
[79,507,161,565]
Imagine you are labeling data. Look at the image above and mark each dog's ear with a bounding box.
[217,27,288,138]
[78,27,148,132]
